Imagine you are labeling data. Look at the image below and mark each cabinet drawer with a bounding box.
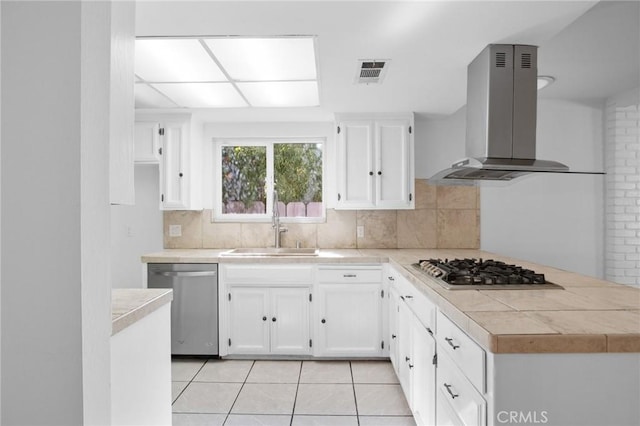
[222,265,313,285]
[437,350,486,426]
[390,274,436,332]
[437,311,485,393]
[317,266,382,283]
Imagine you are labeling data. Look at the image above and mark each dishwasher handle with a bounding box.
[152,271,218,278]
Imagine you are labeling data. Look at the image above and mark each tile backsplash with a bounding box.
[164,180,480,249]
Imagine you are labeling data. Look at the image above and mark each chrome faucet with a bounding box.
[272,190,288,248]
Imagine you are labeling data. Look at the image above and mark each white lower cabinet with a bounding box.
[228,286,311,356]
[411,320,436,426]
[436,350,486,426]
[315,266,384,357]
[391,279,437,426]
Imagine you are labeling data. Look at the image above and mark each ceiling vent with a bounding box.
[355,59,389,84]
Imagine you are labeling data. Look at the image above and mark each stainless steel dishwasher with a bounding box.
[148,263,219,356]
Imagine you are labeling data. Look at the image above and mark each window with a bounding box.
[215,139,324,222]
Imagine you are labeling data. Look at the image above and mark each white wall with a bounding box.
[111,165,163,288]
[416,99,605,278]
[2,2,118,423]
[481,100,604,277]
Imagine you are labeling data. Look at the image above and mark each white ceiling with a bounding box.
[135,0,639,121]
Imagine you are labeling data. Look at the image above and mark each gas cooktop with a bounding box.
[410,258,563,290]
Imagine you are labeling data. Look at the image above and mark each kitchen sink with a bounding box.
[220,247,320,257]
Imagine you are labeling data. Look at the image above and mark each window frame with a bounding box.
[213,137,326,223]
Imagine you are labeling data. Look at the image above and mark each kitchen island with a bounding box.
[142,249,640,425]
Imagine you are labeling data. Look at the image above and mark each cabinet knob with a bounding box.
[391,334,396,339]
[405,356,411,362]
[272,317,277,322]
[321,319,326,324]
[179,172,184,177]
[369,171,373,176]
[377,171,382,176]
[262,316,267,321]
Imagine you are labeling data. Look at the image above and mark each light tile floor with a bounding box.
[172,359,416,426]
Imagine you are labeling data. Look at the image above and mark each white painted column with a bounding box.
[1,1,122,423]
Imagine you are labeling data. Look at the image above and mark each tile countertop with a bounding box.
[112,288,173,336]
[141,248,640,354]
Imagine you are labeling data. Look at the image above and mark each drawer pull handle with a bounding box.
[388,276,395,281]
[404,295,413,299]
[405,356,411,362]
[391,334,396,339]
[444,383,459,399]
[408,363,414,369]
[445,337,460,350]
[343,274,357,278]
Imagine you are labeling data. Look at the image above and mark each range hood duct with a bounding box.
[430,44,570,183]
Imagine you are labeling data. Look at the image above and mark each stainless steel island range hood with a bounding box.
[430,44,570,183]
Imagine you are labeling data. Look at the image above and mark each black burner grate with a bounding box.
[417,258,547,286]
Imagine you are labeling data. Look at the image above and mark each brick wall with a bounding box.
[605,89,640,287]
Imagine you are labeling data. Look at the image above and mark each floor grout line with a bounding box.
[223,359,256,425]
[349,361,361,426]
[289,360,304,426]
[171,358,209,406]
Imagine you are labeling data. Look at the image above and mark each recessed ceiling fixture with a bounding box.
[134,36,320,109]
[537,75,555,90]
[355,59,390,85]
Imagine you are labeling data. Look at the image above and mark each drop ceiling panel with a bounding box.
[151,83,248,108]
[205,37,317,81]
[134,83,179,108]
[135,38,228,82]
[237,81,319,107]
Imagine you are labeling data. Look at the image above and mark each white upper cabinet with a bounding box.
[160,120,190,210]
[335,113,414,210]
[134,122,160,163]
[135,114,203,210]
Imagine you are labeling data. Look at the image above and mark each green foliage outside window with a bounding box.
[274,143,322,205]
[221,146,267,209]
[221,142,323,216]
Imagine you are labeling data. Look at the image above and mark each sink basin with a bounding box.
[220,248,320,257]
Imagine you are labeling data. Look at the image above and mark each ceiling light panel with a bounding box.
[134,83,179,108]
[237,81,319,107]
[135,39,227,82]
[152,83,248,108]
[205,37,317,81]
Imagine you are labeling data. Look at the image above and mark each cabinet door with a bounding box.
[397,300,414,405]
[134,122,160,163]
[388,287,401,374]
[375,120,412,209]
[270,288,311,355]
[160,121,189,209]
[336,121,375,208]
[317,283,382,356]
[412,322,436,426]
[228,288,270,354]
